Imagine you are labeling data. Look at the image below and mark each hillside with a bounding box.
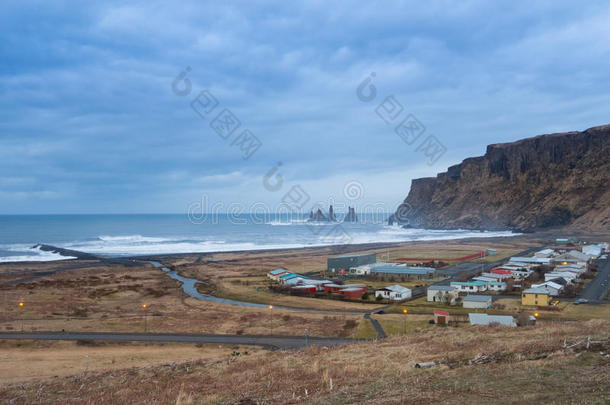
[1,320,608,403]
[390,125,610,232]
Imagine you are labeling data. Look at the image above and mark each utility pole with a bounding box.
[268,305,273,335]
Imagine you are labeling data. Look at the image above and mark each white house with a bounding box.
[531,281,563,296]
[427,285,458,302]
[462,295,492,309]
[509,257,552,265]
[375,284,412,301]
[582,245,602,258]
[545,271,579,283]
[450,281,487,293]
[487,281,507,292]
[534,248,557,258]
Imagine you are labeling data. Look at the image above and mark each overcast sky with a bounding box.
[1,1,609,214]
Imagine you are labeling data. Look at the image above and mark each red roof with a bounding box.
[433,310,449,316]
[491,269,512,274]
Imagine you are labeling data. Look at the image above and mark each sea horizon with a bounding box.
[0,213,517,263]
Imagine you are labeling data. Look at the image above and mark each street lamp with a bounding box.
[142,304,148,333]
[18,301,24,332]
[533,312,539,318]
[402,308,408,334]
[268,305,273,335]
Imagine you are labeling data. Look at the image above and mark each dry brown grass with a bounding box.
[1,319,607,404]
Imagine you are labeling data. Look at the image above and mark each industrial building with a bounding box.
[327,253,377,274]
[469,313,516,327]
[462,295,492,309]
[369,264,435,279]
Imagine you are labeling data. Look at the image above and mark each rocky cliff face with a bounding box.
[390,125,610,232]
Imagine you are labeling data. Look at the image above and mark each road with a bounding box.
[580,256,610,303]
[433,246,542,283]
[0,331,358,350]
[363,313,387,339]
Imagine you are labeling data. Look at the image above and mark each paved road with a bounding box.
[363,314,386,339]
[0,331,358,350]
[581,256,610,302]
[433,246,542,283]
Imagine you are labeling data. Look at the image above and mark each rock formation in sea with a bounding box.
[344,206,358,222]
[389,124,610,232]
[309,208,328,222]
[328,205,337,222]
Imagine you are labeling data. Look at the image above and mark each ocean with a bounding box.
[0,214,517,262]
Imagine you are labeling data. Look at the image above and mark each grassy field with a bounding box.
[0,340,256,383]
[0,262,365,338]
[2,319,607,403]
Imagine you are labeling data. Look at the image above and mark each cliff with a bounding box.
[389,124,610,232]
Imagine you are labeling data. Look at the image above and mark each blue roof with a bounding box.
[269,269,288,275]
[489,281,506,285]
[279,273,298,280]
[451,281,486,286]
[428,285,455,291]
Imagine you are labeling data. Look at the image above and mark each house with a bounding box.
[490,268,513,276]
[278,273,303,284]
[427,285,458,302]
[509,256,552,265]
[469,313,516,327]
[283,276,309,286]
[544,271,579,283]
[433,310,449,324]
[375,285,412,301]
[304,279,333,292]
[531,281,563,296]
[462,295,492,309]
[323,283,346,294]
[290,285,316,295]
[327,253,376,274]
[339,287,364,299]
[582,245,603,258]
[341,283,367,292]
[552,250,590,265]
[480,272,510,280]
[268,268,290,280]
[534,248,557,258]
[488,281,507,292]
[472,276,498,283]
[450,281,487,293]
[522,288,552,306]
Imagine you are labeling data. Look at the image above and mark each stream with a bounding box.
[148,261,290,309]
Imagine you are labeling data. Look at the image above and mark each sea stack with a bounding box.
[344,206,357,222]
[309,208,328,222]
[328,205,337,222]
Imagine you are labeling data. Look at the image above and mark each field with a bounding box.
[1,319,608,403]
[1,234,608,403]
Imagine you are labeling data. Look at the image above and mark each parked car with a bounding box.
[574,298,589,305]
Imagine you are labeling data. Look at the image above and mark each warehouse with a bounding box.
[327,253,377,274]
[370,264,435,279]
[462,295,492,309]
[469,313,516,327]
[340,287,365,299]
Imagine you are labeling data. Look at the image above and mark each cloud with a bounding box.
[1,0,609,213]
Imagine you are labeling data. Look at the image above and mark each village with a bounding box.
[266,238,609,328]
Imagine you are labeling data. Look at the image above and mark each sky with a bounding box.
[1,0,609,215]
